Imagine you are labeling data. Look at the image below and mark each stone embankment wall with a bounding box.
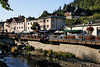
[24,41,100,63]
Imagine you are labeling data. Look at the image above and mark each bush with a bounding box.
[32,35,36,38]
[25,46,35,51]
[47,50,53,55]
[43,50,48,55]
[0,42,8,50]
[86,35,95,40]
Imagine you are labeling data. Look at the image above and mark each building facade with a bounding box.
[63,6,86,19]
[38,16,66,31]
[64,23,100,36]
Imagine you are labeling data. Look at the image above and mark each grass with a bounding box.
[41,50,75,58]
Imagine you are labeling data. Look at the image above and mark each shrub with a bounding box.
[86,35,95,40]
[43,50,48,55]
[47,50,53,55]
[25,46,35,51]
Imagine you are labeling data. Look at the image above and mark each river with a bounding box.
[0,55,61,67]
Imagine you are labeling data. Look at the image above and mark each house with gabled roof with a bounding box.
[63,5,86,19]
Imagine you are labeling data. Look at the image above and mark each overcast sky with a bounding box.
[0,0,74,21]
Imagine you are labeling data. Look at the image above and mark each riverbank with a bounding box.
[28,50,100,67]
[0,60,8,67]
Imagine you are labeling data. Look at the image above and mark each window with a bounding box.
[52,24,55,27]
[41,25,42,28]
[44,20,45,22]
[52,19,54,22]
[28,23,29,25]
[44,25,45,28]
[19,27,20,29]
[22,27,23,29]
[40,21,42,23]
[28,27,29,29]
[47,25,49,28]
[47,20,49,22]
[17,27,18,29]
[31,22,32,25]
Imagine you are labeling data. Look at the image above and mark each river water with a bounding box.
[0,55,61,67]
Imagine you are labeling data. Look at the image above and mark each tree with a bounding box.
[66,19,74,34]
[40,10,48,17]
[63,3,67,10]
[31,22,40,30]
[0,0,13,11]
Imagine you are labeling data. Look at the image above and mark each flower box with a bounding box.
[96,36,100,40]
[70,35,75,39]
[78,35,84,39]
[63,36,67,39]
[36,35,40,38]
[32,35,36,38]
[86,35,95,40]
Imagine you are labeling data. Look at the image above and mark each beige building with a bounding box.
[38,16,66,31]
[24,16,66,33]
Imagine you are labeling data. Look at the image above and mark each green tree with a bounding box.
[63,3,67,10]
[40,10,48,17]
[0,0,13,11]
[31,22,40,30]
[66,19,74,34]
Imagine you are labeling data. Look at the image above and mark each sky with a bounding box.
[0,0,74,21]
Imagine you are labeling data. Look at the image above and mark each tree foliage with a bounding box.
[40,10,49,17]
[73,0,100,10]
[0,0,13,11]
[31,22,40,30]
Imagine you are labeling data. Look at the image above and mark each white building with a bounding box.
[4,16,25,33]
[64,23,100,36]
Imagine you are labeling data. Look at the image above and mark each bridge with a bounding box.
[12,35,100,46]
[1,34,100,46]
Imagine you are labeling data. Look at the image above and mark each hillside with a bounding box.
[73,0,100,10]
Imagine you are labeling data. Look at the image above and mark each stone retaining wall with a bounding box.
[28,41,100,63]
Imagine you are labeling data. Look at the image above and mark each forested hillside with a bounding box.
[73,0,100,10]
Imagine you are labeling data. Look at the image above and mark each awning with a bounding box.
[64,30,82,33]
